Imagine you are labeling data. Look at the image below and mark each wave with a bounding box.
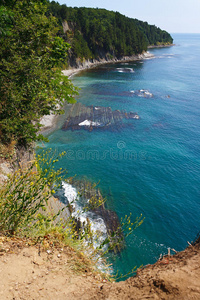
[156,54,176,59]
[130,89,153,98]
[62,182,108,249]
[116,68,135,73]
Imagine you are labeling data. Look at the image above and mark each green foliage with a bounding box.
[0,6,14,36]
[72,30,93,60]
[0,150,66,235]
[134,20,173,45]
[51,36,70,67]
[98,213,145,254]
[0,1,172,147]
[47,2,173,60]
[0,166,46,234]
[0,0,78,147]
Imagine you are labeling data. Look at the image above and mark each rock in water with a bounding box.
[62,103,139,131]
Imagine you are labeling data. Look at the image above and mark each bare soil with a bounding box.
[0,235,200,300]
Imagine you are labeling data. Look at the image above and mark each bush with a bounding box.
[0,150,66,234]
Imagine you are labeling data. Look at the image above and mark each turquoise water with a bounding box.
[40,34,200,277]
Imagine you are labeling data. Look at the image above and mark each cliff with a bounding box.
[0,233,199,299]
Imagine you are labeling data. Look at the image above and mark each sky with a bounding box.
[56,0,200,33]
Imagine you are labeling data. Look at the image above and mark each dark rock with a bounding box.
[67,179,124,252]
[62,103,139,131]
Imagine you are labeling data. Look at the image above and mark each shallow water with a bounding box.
[39,34,200,278]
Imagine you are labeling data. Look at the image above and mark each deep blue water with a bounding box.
[40,34,200,278]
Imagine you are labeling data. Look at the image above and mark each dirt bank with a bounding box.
[0,235,200,299]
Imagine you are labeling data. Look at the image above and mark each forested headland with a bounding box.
[0,0,173,148]
[47,1,173,63]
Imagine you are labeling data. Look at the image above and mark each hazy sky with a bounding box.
[56,0,200,33]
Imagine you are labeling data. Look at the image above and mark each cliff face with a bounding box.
[0,161,12,185]
[66,50,154,69]
[98,240,200,299]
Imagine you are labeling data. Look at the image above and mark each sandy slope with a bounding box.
[0,235,200,300]
[0,236,106,300]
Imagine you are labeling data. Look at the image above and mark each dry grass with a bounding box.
[0,140,16,160]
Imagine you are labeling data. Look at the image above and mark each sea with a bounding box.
[38,33,200,279]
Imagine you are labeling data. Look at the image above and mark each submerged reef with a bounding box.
[62,103,139,131]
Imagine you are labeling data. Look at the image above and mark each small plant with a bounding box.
[77,181,106,212]
[98,213,145,254]
[0,150,66,235]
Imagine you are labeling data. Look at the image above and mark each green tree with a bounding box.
[47,3,173,61]
[0,0,77,147]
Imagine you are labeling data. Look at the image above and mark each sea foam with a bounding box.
[62,182,108,249]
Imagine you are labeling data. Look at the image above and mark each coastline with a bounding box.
[62,51,154,79]
[40,51,154,131]
[148,43,175,49]
[38,51,154,225]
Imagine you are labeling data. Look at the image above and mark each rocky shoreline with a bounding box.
[148,43,175,49]
[62,51,154,79]
[40,51,154,132]
[61,179,123,252]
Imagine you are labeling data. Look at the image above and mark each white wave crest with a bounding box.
[117,68,134,73]
[139,89,153,98]
[63,182,77,205]
[62,182,108,249]
[79,120,101,127]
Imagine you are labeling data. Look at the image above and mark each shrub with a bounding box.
[0,150,66,234]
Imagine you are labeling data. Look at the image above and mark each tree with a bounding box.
[0,0,77,146]
[47,3,173,61]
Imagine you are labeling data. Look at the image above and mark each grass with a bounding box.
[0,140,16,160]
